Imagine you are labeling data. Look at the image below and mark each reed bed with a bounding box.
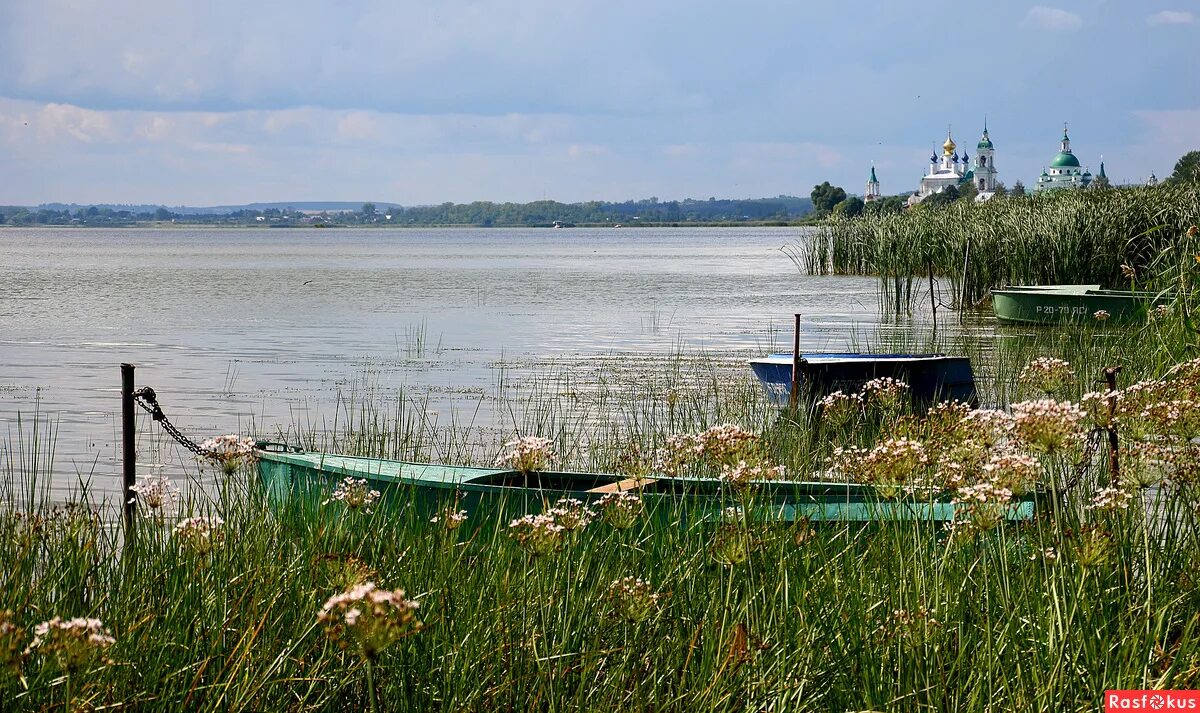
[4,328,1200,711]
[803,184,1200,315]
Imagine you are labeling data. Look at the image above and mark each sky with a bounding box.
[1,0,1198,207]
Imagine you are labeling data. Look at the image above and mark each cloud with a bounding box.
[1024,6,1083,30]
[1147,10,1194,25]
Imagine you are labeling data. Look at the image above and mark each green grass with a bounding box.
[802,184,1200,315]
[4,332,1200,712]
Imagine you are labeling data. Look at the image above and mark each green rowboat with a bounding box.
[991,285,1169,325]
[255,443,1037,523]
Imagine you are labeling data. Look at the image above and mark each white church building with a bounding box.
[905,124,998,206]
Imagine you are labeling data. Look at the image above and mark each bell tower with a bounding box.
[973,120,997,192]
[865,165,881,203]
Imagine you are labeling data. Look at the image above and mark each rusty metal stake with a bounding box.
[121,363,137,530]
[789,314,801,411]
[1104,366,1121,485]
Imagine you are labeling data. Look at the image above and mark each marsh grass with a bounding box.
[803,184,1200,316]
[4,331,1200,711]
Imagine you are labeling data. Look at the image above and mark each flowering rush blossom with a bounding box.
[1093,309,1111,321]
[546,497,596,531]
[1018,357,1076,395]
[1009,399,1085,453]
[817,391,863,429]
[496,436,555,474]
[605,577,661,623]
[695,424,759,466]
[980,452,1043,496]
[951,481,1016,533]
[1030,547,1060,563]
[1087,486,1136,512]
[829,438,928,498]
[325,477,382,513]
[429,507,468,530]
[595,491,646,529]
[128,475,180,511]
[199,434,256,472]
[318,582,422,660]
[861,377,909,413]
[718,460,786,491]
[173,516,225,554]
[1,610,24,672]
[653,433,700,477]
[508,514,565,556]
[24,616,115,673]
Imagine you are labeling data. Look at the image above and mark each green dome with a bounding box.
[977,138,993,149]
[1050,151,1080,168]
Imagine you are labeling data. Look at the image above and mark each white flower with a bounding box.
[326,477,382,513]
[128,476,180,510]
[173,516,225,553]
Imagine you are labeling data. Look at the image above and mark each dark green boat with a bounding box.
[991,284,1169,325]
[255,443,1037,523]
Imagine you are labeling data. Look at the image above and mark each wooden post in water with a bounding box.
[1104,366,1121,485]
[121,363,136,530]
[789,314,801,411]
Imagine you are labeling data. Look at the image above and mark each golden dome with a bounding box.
[942,131,956,156]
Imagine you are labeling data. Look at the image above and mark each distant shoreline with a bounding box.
[0,219,821,229]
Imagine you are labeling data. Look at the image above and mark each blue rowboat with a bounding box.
[748,353,976,408]
[254,443,1034,523]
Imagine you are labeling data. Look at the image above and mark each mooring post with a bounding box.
[121,363,136,529]
[1104,366,1121,484]
[789,313,801,411]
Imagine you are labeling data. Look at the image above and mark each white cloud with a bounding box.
[1147,10,1195,25]
[1024,6,1083,30]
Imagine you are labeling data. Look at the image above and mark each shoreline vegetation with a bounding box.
[802,183,1200,315]
[5,255,1200,708]
[0,195,818,229]
[3,186,1200,709]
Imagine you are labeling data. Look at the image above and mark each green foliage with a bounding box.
[805,183,1200,314]
[1170,150,1200,184]
[810,182,847,213]
[361,202,377,217]
[832,196,864,218]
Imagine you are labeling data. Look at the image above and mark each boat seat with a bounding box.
[587,477,657,494]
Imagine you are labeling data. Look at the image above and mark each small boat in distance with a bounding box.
[254,443,1034,523]
[991,285,1169,325]
[748,353,976,408]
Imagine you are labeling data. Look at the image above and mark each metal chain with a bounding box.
[132,387,212,457]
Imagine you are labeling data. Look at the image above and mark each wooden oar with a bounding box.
[586,477,657,494]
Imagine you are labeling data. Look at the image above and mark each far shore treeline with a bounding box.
[0,195,816,228]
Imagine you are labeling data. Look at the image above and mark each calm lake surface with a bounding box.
[1,226,890,497]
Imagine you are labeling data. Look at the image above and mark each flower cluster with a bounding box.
[949,481,1019,534]
[829,438,928,498]
[508,514,565,556]
[695,424,759,466]
[980,452,1042,496]
[129,475,180,511]
[429,507,468,530]
[318,583,422,660]
[1087,486,1136,512]
[718,460,786,491]
[173,516,225,554]
[605,577,662,623]
[1018,357,1076,395]
[862,377,909,414]
[710,523,755,567]
[326,477,382,513]
[199,434,257,474]
[595,491,645,529]
[818,390,863,430]
[1009,399,1085,453]
[496,436,555,474]
[1093,309,1110,321]
[546,497,596,532]
[24,617,115,673]
[0,611,23,673]
[1030,547,1060,564]
[653,433,700,476]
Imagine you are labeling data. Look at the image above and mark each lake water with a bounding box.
[1,226,890,497]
